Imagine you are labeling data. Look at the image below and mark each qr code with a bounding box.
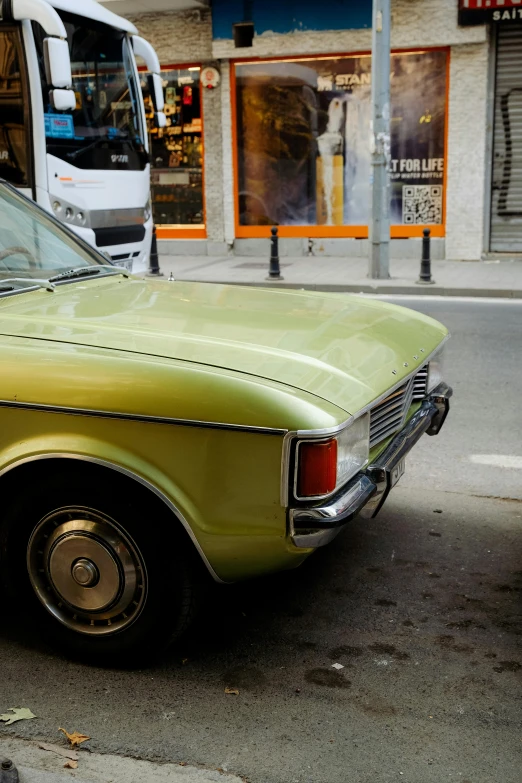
[402,185,442,224]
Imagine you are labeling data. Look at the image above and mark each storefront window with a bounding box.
[234,50,447,235]
[144,66,204,233]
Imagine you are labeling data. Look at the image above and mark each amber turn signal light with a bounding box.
[297,439,338,497]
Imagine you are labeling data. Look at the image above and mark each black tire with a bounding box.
[0,464,204,665]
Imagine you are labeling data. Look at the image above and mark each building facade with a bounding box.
[104,0,522,260]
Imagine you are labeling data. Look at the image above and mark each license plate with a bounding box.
[390,458,406,488]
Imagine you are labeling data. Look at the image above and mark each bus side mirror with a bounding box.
[147,73,166,127]
[149,73,165,112]
[155,111,167,128]
[43,38,72,88]
[44,38,75,111]
[49,89,76,111]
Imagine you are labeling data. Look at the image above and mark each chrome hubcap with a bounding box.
[71,558,99,587]
[27,508,147,636]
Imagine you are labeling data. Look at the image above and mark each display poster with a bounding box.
[235,50,447,229]
[44,114,75,139]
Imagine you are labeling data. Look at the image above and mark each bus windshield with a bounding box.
[33,11,148,171]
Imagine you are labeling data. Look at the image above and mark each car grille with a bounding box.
[412,365,429,401]
[369,365,429,448]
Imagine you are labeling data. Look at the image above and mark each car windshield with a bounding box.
[32,12,147,172]
[0,183,107,283]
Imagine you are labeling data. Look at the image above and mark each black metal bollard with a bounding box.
[146,225,164,277]
[0,759,19,783]
[267,226,283,280]
[418,227,435,285]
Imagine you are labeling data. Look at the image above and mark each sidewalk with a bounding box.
[142,254,522,298]
[0,737,243,783]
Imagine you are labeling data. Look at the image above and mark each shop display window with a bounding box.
[233,49,448,238]
[144,66,205,235]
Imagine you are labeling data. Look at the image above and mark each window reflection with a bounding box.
[144,66,204,228]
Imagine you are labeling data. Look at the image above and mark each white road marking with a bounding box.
[470,454,522,469]
[360,294,522,304]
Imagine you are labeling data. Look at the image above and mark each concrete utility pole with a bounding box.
[369,0,391,279]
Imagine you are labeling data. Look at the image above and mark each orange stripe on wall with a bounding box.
[235,225,444,239]
[156,227,207,239]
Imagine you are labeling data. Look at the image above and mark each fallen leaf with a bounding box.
[224,687,239,696]
[64,761,78,770]
[0,708,36,725]
[39,743,78,761]
[59,728,91,748]
[331,663,344,670]
[181,658,189,665]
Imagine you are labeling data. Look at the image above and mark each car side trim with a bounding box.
[0,399,287,436]
[0,453,226,584]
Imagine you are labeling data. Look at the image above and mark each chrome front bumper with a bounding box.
[289,382,452,549]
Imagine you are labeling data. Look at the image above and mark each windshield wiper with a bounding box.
[49,265,129,283]
[66,135,130,162]
[0,267,128,294]
[0,278,55,293]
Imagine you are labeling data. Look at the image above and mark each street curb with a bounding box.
[0,737,244,783]
[178,279,521,298]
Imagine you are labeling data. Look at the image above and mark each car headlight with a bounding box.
[427,348,445,392]
[144,198,152,222]
[295,414,369,499]
[336,413,370,487]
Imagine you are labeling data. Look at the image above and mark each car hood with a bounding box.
[0,278,448,415]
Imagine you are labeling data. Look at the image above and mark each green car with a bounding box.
[0,182,451,662]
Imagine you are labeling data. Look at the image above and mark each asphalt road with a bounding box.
[1,297,521,783]
[393,296,522,501]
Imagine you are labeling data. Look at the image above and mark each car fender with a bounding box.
[0,433,223,582]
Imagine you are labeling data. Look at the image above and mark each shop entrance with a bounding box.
[144,64,205,238]
[490,23,522,252]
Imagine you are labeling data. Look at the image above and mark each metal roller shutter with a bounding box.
[490,24,522,252]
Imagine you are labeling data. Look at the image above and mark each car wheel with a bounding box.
[0,465,204,664]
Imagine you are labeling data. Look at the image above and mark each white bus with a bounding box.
[0,0,165,273]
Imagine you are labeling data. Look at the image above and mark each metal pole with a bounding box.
[0,758,20,782]
[369,0,391,280]
[418,228,435,284]
[146,225,164,277]
[267,226,283,280]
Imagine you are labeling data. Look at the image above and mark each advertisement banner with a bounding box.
[212,0,372,39]
[459,0,522,24]
[234,50,447,232]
